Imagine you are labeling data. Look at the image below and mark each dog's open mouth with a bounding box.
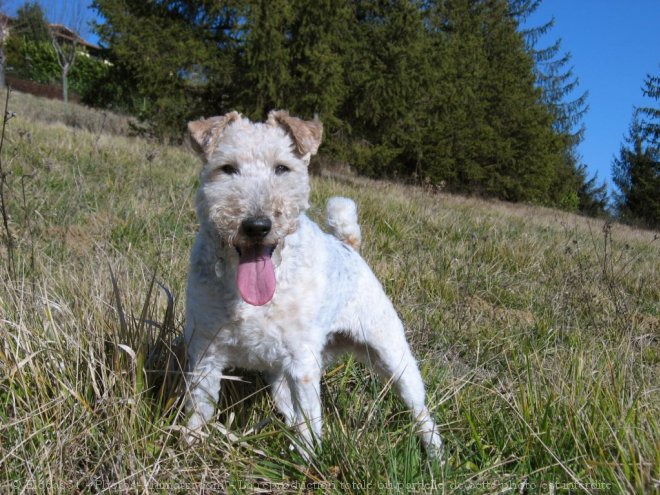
[235,244,277,306]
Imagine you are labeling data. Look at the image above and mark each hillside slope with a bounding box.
[1,92,658,493]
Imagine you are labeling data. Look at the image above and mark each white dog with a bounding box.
[184,110,442,459]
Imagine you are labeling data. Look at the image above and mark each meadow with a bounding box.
[0,90,658,494]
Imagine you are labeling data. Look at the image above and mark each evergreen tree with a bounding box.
[5,2,55,85]
[341,0,433,177]
[423,0,491,188]
[612,120,659,229]
[13,1,50,43]
[612,71,660,229]
[236,0,293,120]
[513,0,607,215]
[479,0,563,203]
[576,165,608,217]
[421,0,564,203]
[91,0,587,210]
[516,3,588,145]
[92,0,242,137]
[286,0,352,121]
[638,70,660,149]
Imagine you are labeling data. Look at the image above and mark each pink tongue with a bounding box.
[236,246,276,306]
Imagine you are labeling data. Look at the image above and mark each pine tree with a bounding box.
[280,0,355,163]
[638,70,660,149]
[479,0,563,203]
[286,0,352,120]
[92,0,242,137]
[513,0,607,215]
[340,0,434,178]
[612,120,659,229]
[235,0,293,120]
[421,0,564,203]
[612,70,660,229]
[515,1,588,145]
[13,2,51,43]
[576,165,608,217]
[423,0,491,189]
[91,0,589,210]
[4,2,55,87]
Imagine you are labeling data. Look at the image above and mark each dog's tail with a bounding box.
[326,196,362,251]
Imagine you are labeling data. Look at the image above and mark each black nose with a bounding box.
[241,216,272,239]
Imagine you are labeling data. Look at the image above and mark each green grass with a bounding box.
[1,91,658,494]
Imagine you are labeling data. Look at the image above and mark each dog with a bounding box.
[183,110,442,459]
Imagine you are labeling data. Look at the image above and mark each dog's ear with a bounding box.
[188,111,241,158]
[267,110,323,157]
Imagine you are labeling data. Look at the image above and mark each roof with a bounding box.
[48,23,100,51]
[0,12,101,51]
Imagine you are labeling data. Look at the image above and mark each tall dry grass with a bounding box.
[0,92,658,493]
[2,89,135,137]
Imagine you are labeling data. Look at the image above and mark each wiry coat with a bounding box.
[184,110,442,458]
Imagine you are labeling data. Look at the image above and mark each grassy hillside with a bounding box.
[1,92,658,494]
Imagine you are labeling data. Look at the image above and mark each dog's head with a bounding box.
[188,110,322,306]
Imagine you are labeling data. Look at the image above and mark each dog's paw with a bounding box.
[424,430,445,463]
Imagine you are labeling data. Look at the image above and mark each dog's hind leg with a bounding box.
[355,316,443,459]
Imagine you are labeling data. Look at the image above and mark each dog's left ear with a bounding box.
[268,110,323,157]
[188,111,241,159]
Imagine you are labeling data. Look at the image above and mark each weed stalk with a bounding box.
[0,87,14,277]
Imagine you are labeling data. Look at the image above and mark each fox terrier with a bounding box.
[183,110,442,459]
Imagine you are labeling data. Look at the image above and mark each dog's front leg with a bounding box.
[286,363,323,458]
[183,353,224,444]
[266,371,296,425]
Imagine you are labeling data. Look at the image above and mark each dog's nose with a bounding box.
[241,216,272,239]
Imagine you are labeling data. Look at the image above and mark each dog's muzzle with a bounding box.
[235,216,276,306]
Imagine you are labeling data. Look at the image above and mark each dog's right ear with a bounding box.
[188,111,241,158]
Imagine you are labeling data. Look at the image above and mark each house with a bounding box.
[0,12,102,56]
[48,23,102,57]
[0,11,104,101]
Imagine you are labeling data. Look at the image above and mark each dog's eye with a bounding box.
[220,164,239,175]
[274,164,290,175]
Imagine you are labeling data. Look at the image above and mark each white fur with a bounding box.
[184,112,442,459]
[326,196,362,251]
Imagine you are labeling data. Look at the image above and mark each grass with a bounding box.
[1,89,135,137]
[0,90,658,494]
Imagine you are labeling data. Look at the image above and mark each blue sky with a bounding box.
[6,1,660,195]
[524,0,660,192]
